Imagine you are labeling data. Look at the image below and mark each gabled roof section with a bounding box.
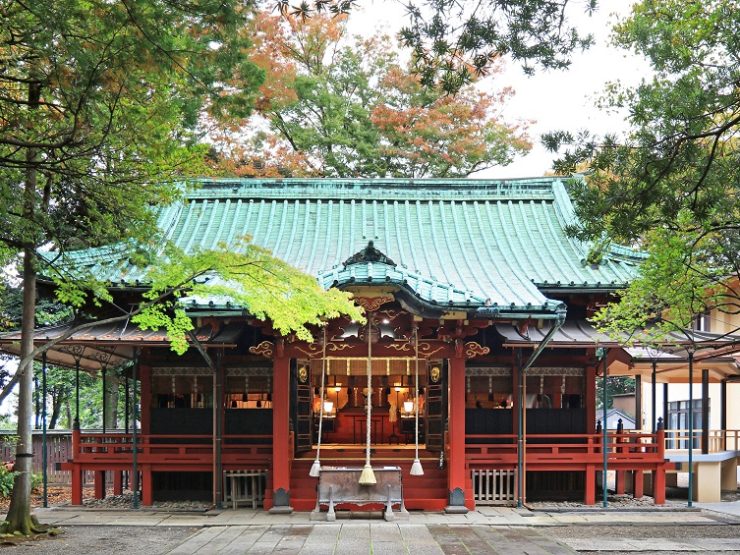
[318,241,490,308]
[40,177,644,317]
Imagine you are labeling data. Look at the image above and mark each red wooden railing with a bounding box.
[73,432,273,467]
[465,431,665,469]
[663,429,740,452]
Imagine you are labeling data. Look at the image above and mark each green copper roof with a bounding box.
[42,177,643,317]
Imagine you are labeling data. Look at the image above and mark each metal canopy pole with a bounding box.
[124,376,130,434]
[701,369,709,455]
[596,347,608,508]
[74,359,81,429]
[651,359,657,433]
[687,348,694,507]
[102,366,107,434]
[721,379,727,450]
[42,352,48,508]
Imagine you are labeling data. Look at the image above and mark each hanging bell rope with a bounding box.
[310,327,328,478]
[410,325,424,476]
[359,314,376,485]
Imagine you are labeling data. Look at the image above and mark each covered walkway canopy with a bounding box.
[0,321,242,372]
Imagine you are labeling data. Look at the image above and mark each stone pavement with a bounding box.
[32,503,740,528]
[26,504,740,554]
[165,523,578,555]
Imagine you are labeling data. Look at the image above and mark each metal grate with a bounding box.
[472,469,515,505]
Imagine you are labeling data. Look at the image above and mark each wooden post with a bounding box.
[270,349,293,513]
[142,464,153,506]
[113,471,123,495]
[71,428,82,505]
[585,464,596,505]
[634,470,644,498]
[445,353,467,513]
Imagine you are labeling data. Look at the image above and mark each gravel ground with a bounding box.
[549,523,740,554]
[80,490,211,511]
[0,525,199,554]
[548,525,740,540]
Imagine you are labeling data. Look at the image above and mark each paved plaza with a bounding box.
[17,503,740,554]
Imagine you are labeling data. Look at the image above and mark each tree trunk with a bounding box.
[4,75,47,535]
[49,386,66,430]
[64,397,72,430]
[4,251,45,534]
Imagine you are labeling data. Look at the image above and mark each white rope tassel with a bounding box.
[359,315,376,485]
[310,327,328,478]
[410,326,424,476]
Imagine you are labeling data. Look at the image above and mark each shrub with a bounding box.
[0,465,16,498]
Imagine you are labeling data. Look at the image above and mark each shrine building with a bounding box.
[7,177,734,513]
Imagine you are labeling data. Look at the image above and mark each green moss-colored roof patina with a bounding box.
[43,177,644,319]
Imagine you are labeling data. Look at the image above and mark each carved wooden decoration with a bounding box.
[290,342,323,359]
[464,341,490,360]
[353,295,394,312]
[248,340,274,359]
[326,342,355,353]
[385,342,413,353]
[417,341,447,359]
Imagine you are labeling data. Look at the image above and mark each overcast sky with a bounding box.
[347,0,651,178]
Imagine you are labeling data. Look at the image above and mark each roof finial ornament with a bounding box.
[343,241,396,268]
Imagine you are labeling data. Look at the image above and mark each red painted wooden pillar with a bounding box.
[142,465,153,506]
[139,364,152,435]
[585,464,596,505]
[113,471,123,495]
[270,352,293,513]
[71,428,82,505]
[446,354,468,513]
[71,465,83,506]
[634,470,644,498]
